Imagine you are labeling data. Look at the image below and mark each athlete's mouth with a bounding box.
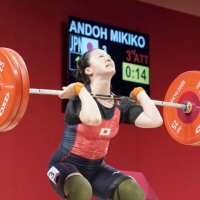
[106,63,113,67]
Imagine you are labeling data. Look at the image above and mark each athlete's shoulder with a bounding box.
[70,95,80,101]
[65,95,81,113]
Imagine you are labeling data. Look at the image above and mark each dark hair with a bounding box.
[74,49,95,85]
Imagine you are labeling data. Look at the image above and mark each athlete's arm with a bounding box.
[78,87,101,126]
[134,90,163,128]
[59,83,101,126]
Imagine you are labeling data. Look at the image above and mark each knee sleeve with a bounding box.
[64,175,92,200]
[113,179,145,200]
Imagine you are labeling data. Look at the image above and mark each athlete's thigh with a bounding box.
[90,162,126,200]
[47,161,80,198]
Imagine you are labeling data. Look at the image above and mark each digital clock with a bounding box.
[122,62,149,85]
[66,16,150,97]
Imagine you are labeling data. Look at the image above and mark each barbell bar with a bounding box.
[30,88,186,110]
[0,47,200,146]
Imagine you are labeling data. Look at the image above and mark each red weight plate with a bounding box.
[0,48,30,131]
[190,141,200,146]
[0,48,22,131]
[163,71,200,145]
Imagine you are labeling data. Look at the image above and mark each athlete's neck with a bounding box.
[90,80,111,95]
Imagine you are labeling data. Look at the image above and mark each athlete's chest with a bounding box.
[76,105,120,140]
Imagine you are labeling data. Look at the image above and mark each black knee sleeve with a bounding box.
[64,175,92,200]
[106,176,145,200]
[106,176,131,200]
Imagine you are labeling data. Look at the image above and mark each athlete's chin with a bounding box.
[107,70,116,77]
[107,68,116,74]
[103,69,116,78]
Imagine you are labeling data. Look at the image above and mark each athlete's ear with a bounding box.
[85,67,92,76]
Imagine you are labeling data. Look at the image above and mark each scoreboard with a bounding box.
[67,16,150,96]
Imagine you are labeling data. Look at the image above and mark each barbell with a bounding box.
[0,47,200,146]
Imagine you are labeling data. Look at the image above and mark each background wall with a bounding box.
[0,0,200,199]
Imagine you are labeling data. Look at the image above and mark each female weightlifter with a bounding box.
[47,48,163,200]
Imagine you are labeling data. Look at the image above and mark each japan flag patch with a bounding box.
[100,128,111,136]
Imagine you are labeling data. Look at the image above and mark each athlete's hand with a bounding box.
[130,87,145,105]
[130,93,140,105]
[58,83,76,99]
